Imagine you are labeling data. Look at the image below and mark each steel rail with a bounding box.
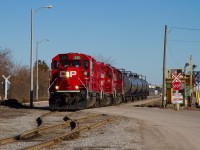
[0,137,17,146]
[19,120,72,140]
[36,111,58,127]
[0,113,105,146]
[23,117,114,150]
[20,113,103,140]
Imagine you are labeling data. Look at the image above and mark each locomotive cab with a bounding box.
[49,53,99,109]
[48,52,149,110]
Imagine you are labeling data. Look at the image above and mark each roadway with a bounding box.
[29,98,200,150]
[85,100,200,150]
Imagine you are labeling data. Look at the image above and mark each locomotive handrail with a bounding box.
[48,78,57,91]
[78,77,89,99]
[78,77,87,89]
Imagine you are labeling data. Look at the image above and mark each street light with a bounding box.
[30,5,52,108]
[36,39,49,101]
[192,64,197,70]
[184,63,189,76]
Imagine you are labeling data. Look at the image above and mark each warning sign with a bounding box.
[172,91,183,104]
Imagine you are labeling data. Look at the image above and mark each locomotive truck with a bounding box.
[49,53,149,110]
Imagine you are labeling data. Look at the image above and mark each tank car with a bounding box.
[120,69,149,101]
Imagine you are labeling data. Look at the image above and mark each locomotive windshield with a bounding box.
[59,55,81,68]
[71,60,81,67]
[60,55,68,66]
[60,59,81,68]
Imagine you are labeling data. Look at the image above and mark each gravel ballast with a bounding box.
[0,106,146,150]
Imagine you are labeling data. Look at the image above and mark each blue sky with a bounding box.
[1,0,200,85]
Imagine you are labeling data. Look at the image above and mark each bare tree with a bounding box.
[33,60,50,100]
[93,54,116,65]
[0,48,13,99]
[9,63,29,102]
[0,48,13,74]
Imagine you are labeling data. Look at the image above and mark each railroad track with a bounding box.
[36,111,59,127]
[0,112,114,150]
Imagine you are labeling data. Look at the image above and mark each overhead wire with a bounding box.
[166,25,200,69]
[167,44,182,69]
[170,26,200,31]
[168,26,200,43]
[168,39,200,43]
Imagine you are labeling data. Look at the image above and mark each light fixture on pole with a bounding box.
[30,5,52,108]
[184,63,189,76]
[192,64,197,71]
[36,39,49,101]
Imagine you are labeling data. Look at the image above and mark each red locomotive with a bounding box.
[49,52,149,110]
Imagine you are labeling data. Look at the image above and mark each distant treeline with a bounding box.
[0,48,49,102]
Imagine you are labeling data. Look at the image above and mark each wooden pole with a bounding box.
[190,55,193,106]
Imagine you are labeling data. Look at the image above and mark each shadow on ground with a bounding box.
[0,99,50,110]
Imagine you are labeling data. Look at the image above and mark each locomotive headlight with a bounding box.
[55,86,59,90]
[66,71,70,78]
[75,85,79,89]
[84,71,88,76]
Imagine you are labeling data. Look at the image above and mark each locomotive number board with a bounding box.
[73,56,81,60]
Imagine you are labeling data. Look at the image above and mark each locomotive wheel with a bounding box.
[95,99,100,108]
[124,97,128,103]
[132,96,136,101]
[113,96,122,105]
[49,97,60,111]
[137,96,140,101]
[86,96,96,108]
[127,97,132,102]
[49,103,58,111]
[103,95,112,106]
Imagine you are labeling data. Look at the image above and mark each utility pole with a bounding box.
[162,25,167,107]
[190,55,193,104]
[183,63,189,107]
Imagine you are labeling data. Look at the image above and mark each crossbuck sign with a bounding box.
[2,75,11,100]
[172,73,182,91]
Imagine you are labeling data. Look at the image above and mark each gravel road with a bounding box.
[86,102,200,150]
[0,98,200,150]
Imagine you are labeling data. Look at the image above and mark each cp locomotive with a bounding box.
[49,52,149,110]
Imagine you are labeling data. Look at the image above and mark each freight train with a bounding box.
[49,53,149,110]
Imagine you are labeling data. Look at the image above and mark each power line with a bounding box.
[168,39,200,43]
[170,26,200,31]
[167,45,182,68]
[168,26,200,43]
